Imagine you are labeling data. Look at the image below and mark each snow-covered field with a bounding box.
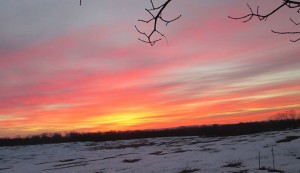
[1,129,300,173]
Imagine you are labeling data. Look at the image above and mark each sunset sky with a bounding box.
[1,0,300,137]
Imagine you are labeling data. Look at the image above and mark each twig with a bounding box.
[136,0,180,46]
[271,148,275,171]
[229,0,300,42]
[271,30,300,42]
[258,150,261,169]
[290,18,300,25]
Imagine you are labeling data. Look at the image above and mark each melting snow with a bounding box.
[1,129,300,173]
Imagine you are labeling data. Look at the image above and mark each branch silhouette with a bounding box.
[229,0,300,42]
[79,0,299,44]
[135,0,181,46]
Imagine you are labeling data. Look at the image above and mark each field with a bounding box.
[1,129,300,173]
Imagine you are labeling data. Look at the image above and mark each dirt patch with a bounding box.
[36,157,84,165]
[189,141,200,145]
[101,153,135,160]
[259,167,284,172]
[277,136,300,143]
[0,167,11,171]
[85,143,98,147]
[173,149,188,154]
[263,144,277,148]
[53,160,88,167]
[149,151,166,155]
[177,168,200,173]
[44,163,88,171]
[232,139,248,143]
[196,139,222,144]
[59,159,76,162]
[123,159,141,163]
[222,161,242,168]
[200,147,219,153]
[90,141,155,150]
[231,170,248,173]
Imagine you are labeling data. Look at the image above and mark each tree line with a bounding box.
[0,110,299,147]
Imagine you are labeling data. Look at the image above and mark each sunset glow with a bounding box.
[0,0,300,137]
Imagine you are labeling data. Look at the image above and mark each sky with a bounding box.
[0,0,300,137]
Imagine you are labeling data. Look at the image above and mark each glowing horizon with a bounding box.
[0,0,300,138]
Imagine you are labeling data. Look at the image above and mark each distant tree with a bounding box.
[270,110,300,120]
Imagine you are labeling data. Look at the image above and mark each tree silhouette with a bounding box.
[79,0,300,44]
[229,0,300,42]
[135,0,181,46]
[139,0,300,44]
[270,110,300,120]
[79,0,180,46]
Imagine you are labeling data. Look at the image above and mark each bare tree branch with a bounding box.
[229,0,300,42]
[79,0,299,44]
[290,18,300,25]
[135,0,181,46]
[228,2,288,22]
[271,30,300,42]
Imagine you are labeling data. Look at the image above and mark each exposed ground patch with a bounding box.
[277,136,300,143]
[123,159,141,163]
[89,141,156,150]
[231,170,248,173]
[36,157,85,165]
[0,167,11,171]
[259,166,284,172]
[149,151,166,155]
[177,168,200,173]
[222,161,243,168]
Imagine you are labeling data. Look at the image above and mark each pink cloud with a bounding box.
[1,1,300,137]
